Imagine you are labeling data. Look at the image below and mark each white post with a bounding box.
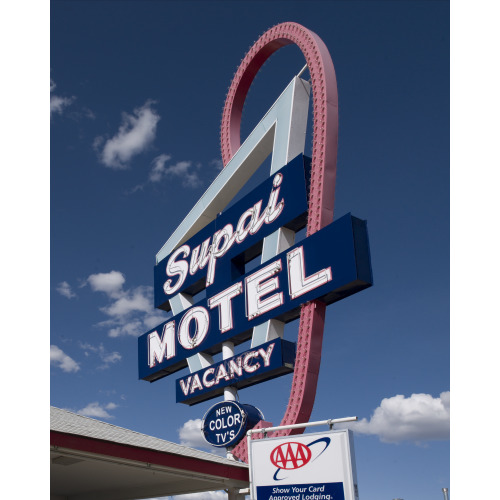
[222,341,237,402]
[223,340,237,461]
[227,489,245,500]
[224,342,242,500]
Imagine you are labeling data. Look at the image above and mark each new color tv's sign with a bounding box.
[249,430,359,500]
[202,401,264,448]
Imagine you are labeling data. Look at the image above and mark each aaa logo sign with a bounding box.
[270,442,312,470]
[270,437,332,482]
[251,430,358,500]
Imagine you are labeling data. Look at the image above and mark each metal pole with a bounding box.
[222,341,237,402]
[297,64,308,78]
[248,431,254,500]
[442,487,449,500]
[247,417,357,436]
[223,341,237,462]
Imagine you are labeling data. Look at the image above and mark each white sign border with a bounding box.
[248,428,359,500]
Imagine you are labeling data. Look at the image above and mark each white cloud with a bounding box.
[78,342,122,369]
[97,101,160,169]
[143,311,170,329]
[51,95,75,115]
[102,352,122,364]
[56,281,76,299]
[148,155,203,188]
[179,419,206,448]
[76,402,117,419]
[342,391,450,443]
[88,270,167,337]
[50,78,74,116]
[149,154,172,182]
[100,286,151,316]
[87,270,125,298]
[210,158,224,171]
[177,419,226,457]
[50,345,80,373]
[106,318,145,338]
[83,107,96,120]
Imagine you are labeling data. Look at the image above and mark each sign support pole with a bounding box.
[222,341,237,402]
[223,340,238,461]
[247,416,357,437]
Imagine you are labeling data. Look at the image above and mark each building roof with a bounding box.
[50,406,249,500]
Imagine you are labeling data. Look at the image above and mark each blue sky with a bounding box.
[48,1,452,499]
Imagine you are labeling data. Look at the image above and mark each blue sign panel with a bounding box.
[202,401,264,448]
[139,213,372,381]
[256,482,345,500]
[176,338,296,405]
[154,154,310,311]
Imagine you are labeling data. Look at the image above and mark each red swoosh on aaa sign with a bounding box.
[220,22,339,462]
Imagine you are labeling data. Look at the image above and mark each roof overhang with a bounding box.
[50,408,249,500]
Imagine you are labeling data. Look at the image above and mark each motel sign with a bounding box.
[138,22,372,460]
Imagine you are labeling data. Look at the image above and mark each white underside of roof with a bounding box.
[51,407,248,500]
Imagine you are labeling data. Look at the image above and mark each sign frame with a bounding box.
[137,20,373,464]
[248,428,359,500]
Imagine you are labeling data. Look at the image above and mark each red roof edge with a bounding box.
[50,430,249,482]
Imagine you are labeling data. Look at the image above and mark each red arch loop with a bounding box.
[220,22,339,462]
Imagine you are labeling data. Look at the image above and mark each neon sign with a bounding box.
[139,208,371,385]
[138,22,373,461]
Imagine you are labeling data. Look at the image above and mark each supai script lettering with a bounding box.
[162,173,285,295]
